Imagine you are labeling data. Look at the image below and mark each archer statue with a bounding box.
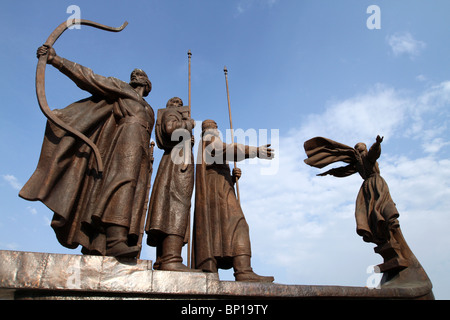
[19,20,155,259]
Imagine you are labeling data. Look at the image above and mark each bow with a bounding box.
[36,19,129,174]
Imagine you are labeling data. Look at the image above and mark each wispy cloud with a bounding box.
[235,0,279,16]
[416,74,427,82]
[2,174,22,191]
[289,81,450,154]
[0,241,19,250]
[42,214,52,226]
[296,84,410,144]
[26,206,37,215]
[387,32,426,59]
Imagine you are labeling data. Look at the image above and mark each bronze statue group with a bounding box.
[20,45,275,282]
[20,42,409,284]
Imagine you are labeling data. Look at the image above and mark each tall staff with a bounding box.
[188,50,192,112]
[187,49,192,268]
[224,66,241,204]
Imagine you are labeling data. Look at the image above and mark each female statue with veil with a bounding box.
[303,135,411,274]
[304,135,400,245]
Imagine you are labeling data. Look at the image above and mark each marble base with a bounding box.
[0,250,433,300]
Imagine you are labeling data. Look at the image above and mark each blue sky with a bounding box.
[1,1,450,299]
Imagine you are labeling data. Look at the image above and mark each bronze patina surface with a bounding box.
[20,20,154,259]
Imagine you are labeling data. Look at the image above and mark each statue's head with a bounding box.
[202,119,217,131]
[201,119,219,136]
[130,69,152,96]
[354,142,367,154]
[166,97,183,108]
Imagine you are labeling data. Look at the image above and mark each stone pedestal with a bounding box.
[0,250,433,300]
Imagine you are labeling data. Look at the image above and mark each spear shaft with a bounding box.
[224,66,240,204]
[187,50,192,268]
[188,50,192,112]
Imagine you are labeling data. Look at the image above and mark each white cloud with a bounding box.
[291,81,450,155]
[422,137,450,154]
[387,32,426,59]
[2,174,22,191]
[297,84,410,144]
[406,81,450,154]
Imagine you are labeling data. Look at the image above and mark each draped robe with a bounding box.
[145,106,194,246]
[192,132,258,272]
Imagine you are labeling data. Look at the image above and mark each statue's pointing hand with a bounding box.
[257,144,274,160]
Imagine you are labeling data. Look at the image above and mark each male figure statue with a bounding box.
[19,45,155,258]
[192,119,275,282]
[145,97,196,271]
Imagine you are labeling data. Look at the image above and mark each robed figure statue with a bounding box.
[145,97,197,272]
[192,119,274,282]
[19,45,155,258]
[304,135,400,244]
[303,135,419,274]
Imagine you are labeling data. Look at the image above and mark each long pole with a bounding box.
[224,66,240,204]
[187,50,192,268]
[188,50,192,113]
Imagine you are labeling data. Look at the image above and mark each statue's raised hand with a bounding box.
[376,135,384,144]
